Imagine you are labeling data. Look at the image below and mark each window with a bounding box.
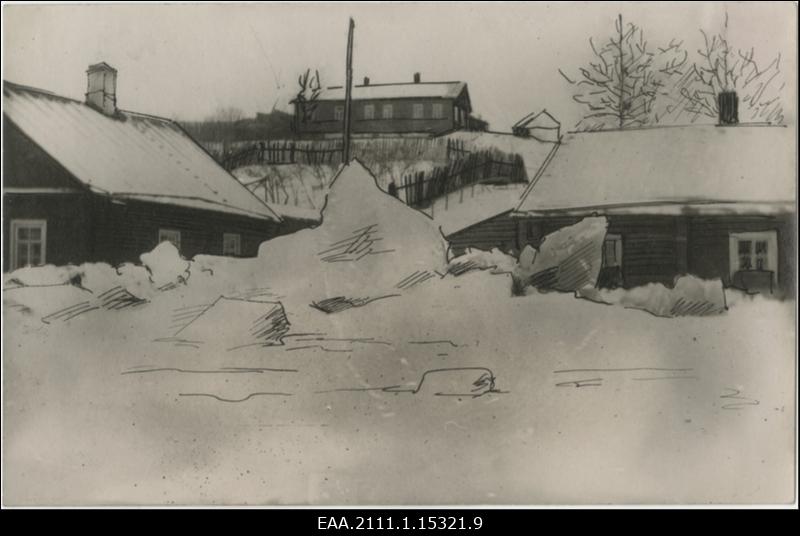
[10,220,46,269]
[223,233,242,256]
[413,103,424,119]
[432,102,444,119]
[730,231,778,277]
[334,106,344,121]
[158,229,181,250]
[363,104,375,120]
[602,234,623,268]
[382,104,393,119]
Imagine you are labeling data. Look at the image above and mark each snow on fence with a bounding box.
[217,137,475,170]
[397,150,527,208]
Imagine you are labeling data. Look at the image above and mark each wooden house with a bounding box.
[292,73,487,137]
[449,118,796,296]
[3,63,314,272]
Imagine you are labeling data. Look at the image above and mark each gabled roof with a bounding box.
[315,81,467,102]
[3,81,281,221]
[515,124,796,216]
[513,109,560,130]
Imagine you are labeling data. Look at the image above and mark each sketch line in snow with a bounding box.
[720,388,760,410]
[317,367,501,398]
[122,367,297,375]
[310,294,400,314]
[178,392,293,403]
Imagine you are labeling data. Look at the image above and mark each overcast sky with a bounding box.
[3,2,796,129]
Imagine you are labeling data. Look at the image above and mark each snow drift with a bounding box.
[176,297,290,348]
[195,159,449,309]
[515,217,607,293]
[577,275,728,318]
[446,247,517,276]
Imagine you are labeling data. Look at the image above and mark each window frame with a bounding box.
[412,103,425,119]
[381,104,393,119]
[363,104,375,120]
[222,232,242,257]
[432,102,444,119]
[334,105,344,121]
[10,219,47,269]
[729,231,778,280]
[158,228,182,251]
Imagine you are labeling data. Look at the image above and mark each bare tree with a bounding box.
[561,14,688,130]
[295,68,322,125]
[209,106,245,123]
[662,14,785,124]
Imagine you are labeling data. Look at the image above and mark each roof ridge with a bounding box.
[326,81,463,89]
[4,80,82,103]
[4,79,177,124]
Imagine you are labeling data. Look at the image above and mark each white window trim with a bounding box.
[10,219,47,269]
[223,232,242,256]
[382,104,393,119]
[729,231,778,281]
[432,102,444,119]
[413,103,425,119]
[158,228,182,250]
[334,106,344,121]
[363,104,375,120]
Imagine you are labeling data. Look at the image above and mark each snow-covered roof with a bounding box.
[316,81,467,102]
[3,81,282,222]
[424,183,528,236]
[513,109,560,130]
[515,124,796,216]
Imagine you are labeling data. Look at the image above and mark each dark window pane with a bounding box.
[17,227,29,240]
[738,240,752,255]
[30,243,42,265]
[16,244,28,268]
[755,241,768,254]
[756,258,765,270]
[739,255,752,270]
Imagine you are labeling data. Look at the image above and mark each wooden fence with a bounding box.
[218,137,475,170]
[397,150,527,208]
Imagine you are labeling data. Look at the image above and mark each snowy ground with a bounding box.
[3,274,794,505]
[2,163,795,505]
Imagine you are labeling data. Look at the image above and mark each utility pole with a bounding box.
[342,18,355,163]
[617,13,625,129]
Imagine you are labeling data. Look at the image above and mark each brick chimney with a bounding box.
[363,76,370,86]
[718,90,738,125]
[413,72,421,83]
[86,62,117,116]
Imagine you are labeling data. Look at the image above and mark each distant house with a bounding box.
[449,108,796,296]
[292,73,487,138]
[512,110,561,142]
[3,63,312,272]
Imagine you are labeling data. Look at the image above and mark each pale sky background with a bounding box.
[2,2,797,130]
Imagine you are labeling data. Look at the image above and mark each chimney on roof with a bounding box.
[363,76,370,86]
[86,62,117,116]
[413,72,421,83]
[718,90,739,125]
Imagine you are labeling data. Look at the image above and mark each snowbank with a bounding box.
[512,217,607,294]
[578,275,728,318]
[5,242,190,297]
[446,247,517,276]
[200,160,449,309]
[176,297,290,348]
